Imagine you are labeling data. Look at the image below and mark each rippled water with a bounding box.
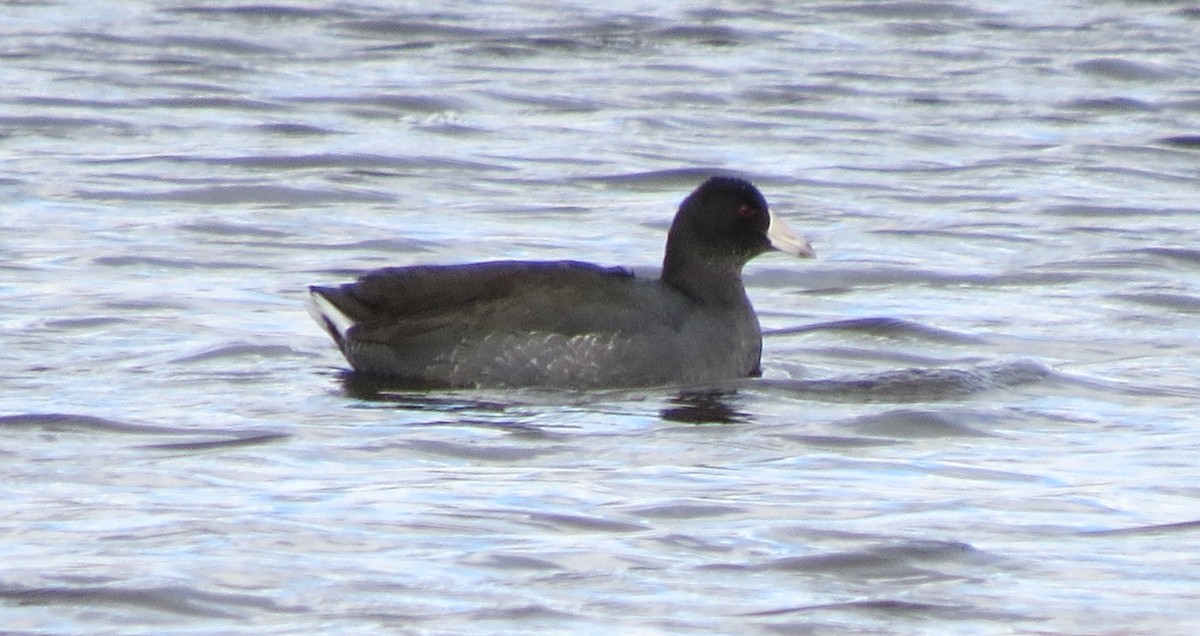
[3,1,1200,633]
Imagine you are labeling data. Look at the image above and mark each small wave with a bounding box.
[761,361,1050,402]
[0,412,289,451]
[1158,135,1200,149]
[468,603,579,622]
[0,115,134,134]
[581,168,755,189]
[1113,247,1200,268]
[0,413,177,434]
[743,598,1022,622]
[523,511,648,533]
[1083,519,1200,537]
[74,185,396,205]
[164,4,354,21]
[626,501,745,520]
[178,221,295,239]
[136,96,283,111]
[41,316,128,331]
[255,122,338,136]
[295,93,467,114]
[822,2,987,19]
[1061,96,1160,112]
[92,255,265,270]
[1041,203,1185,217]
[169,344,313,365]
[88,151,507,173]
[470,33,644,57]
[770,317,986,345]
[1074,57,1180,82]
[840,408,994,438]
[779,265,1084,292]
[480,89,604,113]
[15,96,124,109]
[1109,292,1200,313]
[139,432,288,451]
[768,433,899,449]
[334,18,491,39]
[321,237,436,253]
[0,583,298,618]
[463,553,563,571]
[651,24,743,46]
[119,32,283,55]
[401,438,561,462]
[710,539,983,581]
[869,226,1033,243]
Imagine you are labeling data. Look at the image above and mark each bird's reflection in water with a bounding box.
[337,371,751,425]
[337,371,509,413]
[340,371,448,399]
[660,390,750,424]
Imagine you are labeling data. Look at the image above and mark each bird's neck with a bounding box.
[661,242,750,307]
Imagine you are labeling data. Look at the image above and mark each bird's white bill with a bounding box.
[767,210,815,258]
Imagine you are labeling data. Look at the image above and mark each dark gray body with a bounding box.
[309,260,763,388]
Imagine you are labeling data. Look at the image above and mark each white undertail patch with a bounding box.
[306,291,357,345]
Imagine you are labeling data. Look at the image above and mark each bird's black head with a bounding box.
[662,176,813,303]
[676,176,772,256]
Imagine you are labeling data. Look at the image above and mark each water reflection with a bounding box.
[339,371,751,424]
[337,371,511,413]
[659,390,750,424]
[341,370,449,400]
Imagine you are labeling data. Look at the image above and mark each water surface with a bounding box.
[2,1,1200,633]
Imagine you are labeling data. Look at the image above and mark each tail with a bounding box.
[306,286,358,352]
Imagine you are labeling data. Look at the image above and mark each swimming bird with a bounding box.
[307,176,813,388]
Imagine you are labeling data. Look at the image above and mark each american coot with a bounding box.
[307,176,814,388]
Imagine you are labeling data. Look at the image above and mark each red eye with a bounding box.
[736,204,758,218]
